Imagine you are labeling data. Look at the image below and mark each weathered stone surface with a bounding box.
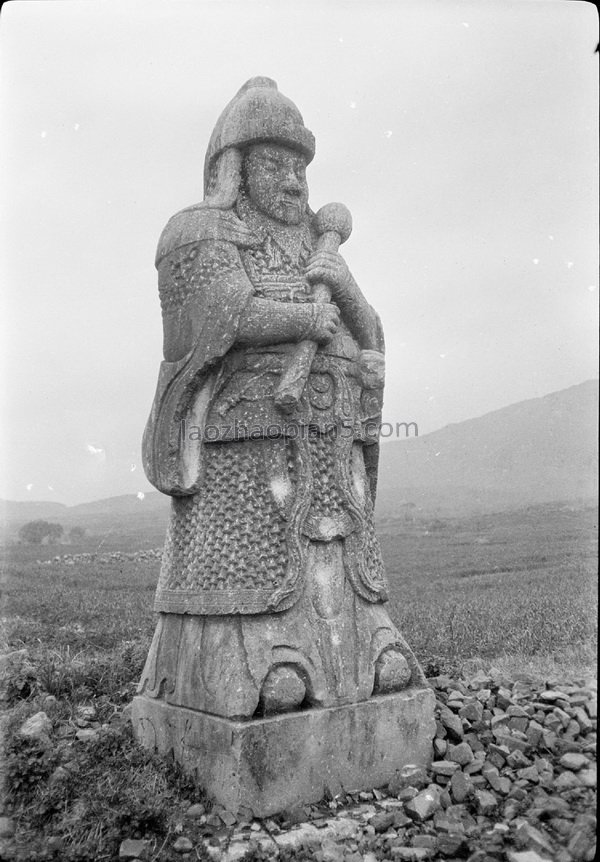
[506,851,553,862]
[404,786,442,822]
[274,821,333,850]
[393,810,412,828]
[433,737,447,757]
[506,749,531,769]
[474,788,497,815]
[482,763,511,795]
[559,752,589,771]
[449,769,473,803]
[173,836,194,853]
[19,711,52,742]
[369,811,395,832]
[390,847,433,860]
[437,831,467,855]
[439,708,464,742]
[320,837,346,862]
[375,650,412,694]
[568,818,597,860]
[517,765,539,782]
[184,803,206,819]
[431,760,460,777]
[325,817,361,841]
[447,741,474,765]
[554,770,582,791]
[75,728,99,743]
[119,838,150,859]
[572,706,593,733]
[411,834,438,849]
[527,720,545,746]
[225,844,254,862]
[539,690,569,703]
[578,765,596,787]
[133,687,435,816]
[504,734,531,755]
[459,700,483,722]
[389,764,430,794]
[259,665,307,714]
[515,822,555,855]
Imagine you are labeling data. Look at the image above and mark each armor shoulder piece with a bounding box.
[155,205,257,266]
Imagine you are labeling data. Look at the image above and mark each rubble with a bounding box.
[3,668,596,860]
[37,548,163,566]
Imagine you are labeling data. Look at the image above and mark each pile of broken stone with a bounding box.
[116,667,596,862]
[3,667,596,861]
[37,548,162,566]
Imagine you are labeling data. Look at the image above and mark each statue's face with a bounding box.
[244,143,309,225]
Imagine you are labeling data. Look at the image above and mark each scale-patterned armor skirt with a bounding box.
[139,425,424,717]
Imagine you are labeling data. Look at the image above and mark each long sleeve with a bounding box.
[235,297,315,346]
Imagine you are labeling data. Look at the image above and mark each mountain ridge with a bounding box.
[375,379,597,516]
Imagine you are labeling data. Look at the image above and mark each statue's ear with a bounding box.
[204,148,243,209]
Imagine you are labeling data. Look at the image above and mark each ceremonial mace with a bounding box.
[274,202,353,411]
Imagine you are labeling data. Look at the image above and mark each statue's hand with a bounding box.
[305,302,340,343]
[305,250,352,299]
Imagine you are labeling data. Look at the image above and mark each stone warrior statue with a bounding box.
[139,77,425,720]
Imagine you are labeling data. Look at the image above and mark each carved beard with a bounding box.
[236,191,313,264]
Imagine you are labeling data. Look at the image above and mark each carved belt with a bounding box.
[227,342,361,373]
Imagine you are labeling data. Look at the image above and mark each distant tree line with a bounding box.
[18,520,86,545]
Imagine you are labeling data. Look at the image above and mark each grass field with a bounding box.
[2,500,597,670]
[380,501,598,673]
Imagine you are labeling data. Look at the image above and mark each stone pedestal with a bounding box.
[132,686,435,817]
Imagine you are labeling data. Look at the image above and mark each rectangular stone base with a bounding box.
[132,687,435,817]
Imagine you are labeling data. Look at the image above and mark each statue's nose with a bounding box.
[282,170,302,194]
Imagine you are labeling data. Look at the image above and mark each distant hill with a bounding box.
[0,500,68,522]
[1,492,170,548]
[65,493,168,518]
[376,379,598,517]
[2,381,597,544]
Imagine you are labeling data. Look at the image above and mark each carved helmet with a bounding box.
[203,77,315,195]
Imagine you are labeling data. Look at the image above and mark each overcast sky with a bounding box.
[1,0,598,505]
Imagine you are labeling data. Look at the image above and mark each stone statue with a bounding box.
[134,78,434,814]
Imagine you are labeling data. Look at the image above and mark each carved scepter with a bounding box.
[274,202,353,411]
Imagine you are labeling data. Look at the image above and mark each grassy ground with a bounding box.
[379,501,598,675]
[4,501,597,667]
[0,500,597,860]
[3,551,156,654]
